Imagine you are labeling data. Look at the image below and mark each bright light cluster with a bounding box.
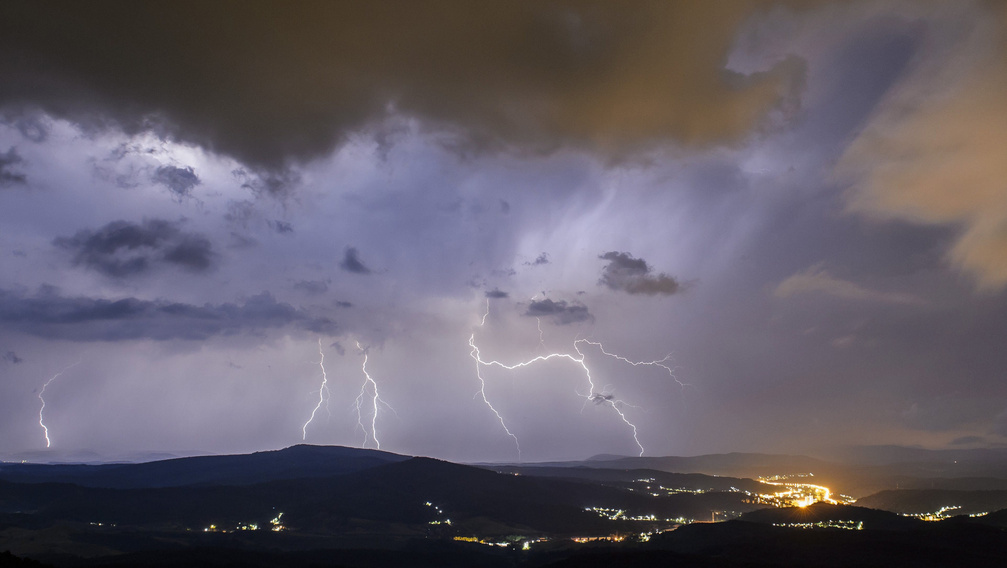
[750,474,843,508]
[902,505,964,521]
[774,520,863,530]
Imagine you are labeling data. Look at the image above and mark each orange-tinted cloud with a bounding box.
[838,3,1007,290]
[0,0,806,171]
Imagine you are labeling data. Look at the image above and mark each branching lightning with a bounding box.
[469,298,677,458]
[302,338,330,440]
[468,333,522,459]
[578,339,687,389]
[37,359,82,448]
[468,333,646,457]
[353,341,391,450]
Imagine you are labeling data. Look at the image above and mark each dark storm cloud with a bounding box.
[293,279,328,295]
[524,253,549,266]
[0,146,26,186]
[485,289,509,299]
[151,165,200,199]
[598,251,681,296]
[0,0,807,172]
[233,168,301,197]
[2,351,22,364]
[0,288,336,341]
[269,220,294,234]
[339,247,371,275]
[524,298,593,325]
[53,219,214,277]
[2,109,50,142]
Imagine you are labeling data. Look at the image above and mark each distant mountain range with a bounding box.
[0,444,409,488]
[3,444,1007,568]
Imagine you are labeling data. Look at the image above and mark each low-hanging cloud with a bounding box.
[0,146,26,186]
[524,298,593,325]
[53,219,214,278]
[0,1,806,173]
[340,247,371,275]
[0,287,336,341]
[151,165,200,199]
[598,251,681,296]
[269,220,294,234]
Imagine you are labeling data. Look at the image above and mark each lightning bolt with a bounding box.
[302,338,330,440]
[353,341,391,450]
[468,333,522,460]
[469,306,648,457]
[578,339,687,388]
[37,359,82,448]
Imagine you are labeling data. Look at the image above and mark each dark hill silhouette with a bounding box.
[0,456,760,537]
[0,445,408,488]
[966,508,1007,528]
[643,518,1007,568]
[5,447,1007,568]
[855,489,1007,516]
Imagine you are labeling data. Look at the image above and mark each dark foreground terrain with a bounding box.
[3,445,1007,567]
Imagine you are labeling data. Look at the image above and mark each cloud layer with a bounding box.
[0,0,805,173]
[0,288,335,341]
[598,251,681,296]
[53,219,214,278]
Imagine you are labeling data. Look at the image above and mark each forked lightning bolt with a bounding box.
[468,334,522,459]
[353,342,392,450]
[302,338,330,440]
[37,359,82,448]
[578,339,686,389]
[470,335,646,457]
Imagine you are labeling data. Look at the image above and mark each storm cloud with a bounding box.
[339,247,371,275]
[0,146,25,186]
[838,2,1007,290]
[524,298,593,325]
[0,288,335,341]
[0,0,805,173]
[151,165,200,199]
[598,251,681,296]
[53,219,214,278]
[2,1,1007,461]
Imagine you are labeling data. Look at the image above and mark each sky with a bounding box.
[1,0,1006,463]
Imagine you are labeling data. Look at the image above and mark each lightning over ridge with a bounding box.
[353,341,391,450]
[302,338,331,440]
[469,299,670,459]
[37,359,82,448]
